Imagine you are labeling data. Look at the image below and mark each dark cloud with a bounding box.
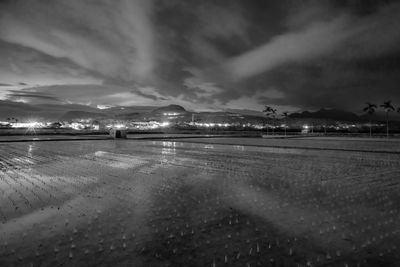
[5,89,61,104]
[7,93,60,101]
[0,0,399,112]
[198,1,400,111]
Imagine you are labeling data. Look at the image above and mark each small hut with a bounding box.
[109,128,127,139]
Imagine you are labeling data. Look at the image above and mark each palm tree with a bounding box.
[380,100,395,138]
[263,106,277,135]
[263,106,271,135]
[363,102,377,137]
[271,108,277,134]
[282,112,289,136]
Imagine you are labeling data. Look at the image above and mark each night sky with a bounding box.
[0,0,400,112]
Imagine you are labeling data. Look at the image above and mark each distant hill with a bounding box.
[0,100,158,121]
[3,100,399,124]
[151,104,186,114]
[289,109,361,122]
[190,111,267,124]
[224,108,265,117]
[107,106,156,115]
[35,103,100,113]
[114,112,145,120]
[0,100,41,119]
[59,111,108,121]
[289,108,400,122]
[359,111,400,122]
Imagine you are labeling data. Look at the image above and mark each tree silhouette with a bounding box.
[380,100,395,138]
[362,102,377,137]
[282,111,289,136]
[271,108,277,134]
[263,106,270,135]
[263,106,277,135]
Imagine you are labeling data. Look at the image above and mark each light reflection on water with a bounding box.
[233,145,245,151]
[161,141,176,154]
[92,151,147,169]
[161,141,177,165]
[1,139,399,267]
[27,144,33,158]
[11,157,34,165]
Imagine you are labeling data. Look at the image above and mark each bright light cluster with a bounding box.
[114,124,126,129]
[11,122,45,128]
[70,122,84,130]
[192,122,229,127]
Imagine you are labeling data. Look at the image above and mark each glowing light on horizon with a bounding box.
[114,124,126,129]
[97,104,113,110]
[11,121,45,129]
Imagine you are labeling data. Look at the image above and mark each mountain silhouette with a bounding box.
[289,109,361,122]
[151,104,186,114]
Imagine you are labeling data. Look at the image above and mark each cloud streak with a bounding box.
[223,16,351,80]
[0,0,155,80]
[222,2,400,81]
[1,0,400,112]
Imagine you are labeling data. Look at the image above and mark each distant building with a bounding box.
[109,128,127,139]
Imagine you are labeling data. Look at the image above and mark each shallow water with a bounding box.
[0,139,399,266]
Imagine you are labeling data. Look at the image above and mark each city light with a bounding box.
[114,124,126,129]
[70,122,84,130]
[11,121,45,129]
[97,104,113,110]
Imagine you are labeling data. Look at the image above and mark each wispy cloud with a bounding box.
[0,0,155,80]
[0,1,400,112]
[221,2,400,81]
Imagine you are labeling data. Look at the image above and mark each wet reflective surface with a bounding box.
[0,138,400,266]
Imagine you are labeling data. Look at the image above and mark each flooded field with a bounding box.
[0,137,399,266]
